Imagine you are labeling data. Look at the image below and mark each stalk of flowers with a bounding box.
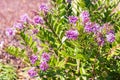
[28,67,37,77]
[39,52,50,71]
[39,4,49,15]
[66,29,79,40]
[20,13,30,24]
[106,30,115,43]
[68,16,78,25]
[33,15,44,25]
[95,32,105,46]
[29,55,38,64]
[6,28,17,37]
[80,11,90,25]
[13,22,24,30]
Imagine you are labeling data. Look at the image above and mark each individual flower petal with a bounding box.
[5,28,16,37]
[95,32,105,46]
[20,13,30,23]
[30,55,38,64]
[39,4,49,13]
[68,16,78,24]
[33,15,44,25]
[84,22,93,33]
[106,31,115,43]
[13,22,23,29]
[92,23,100,33]
[39,61,49,71]
[66,29,79,40]
[32,29,39,34]
[41,52,50,62]
[80,11,90,24]
[28,68,37,77]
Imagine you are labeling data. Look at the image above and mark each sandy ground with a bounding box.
[0,0,49,35]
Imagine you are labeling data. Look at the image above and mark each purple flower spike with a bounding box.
[39,4,49,13]
[106,31,115,43]
[30,55,38,64]
[41,52,50,62]
[68,16,78,24]
[14,23,23,29]
[28,68,37,77]
[6,28,16,37]
[92,23,100,33]
[84,22,93,33]
[81,11,90,18]
[39,61,49,71]
[20,13,30,23]
[96,32,105,46]
[66,29,79,40]
[33,15,44,25]
[81,11,90,24]
[97,37,105,46]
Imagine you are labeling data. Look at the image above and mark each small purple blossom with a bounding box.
[92,23,100,33]
[28,68,37,77]
[41,52,50,62]
[30,55,38,64]
[67,0,72,3]
[6,28,16,37]
[39,4,49,13]
[33,15,44,25]
[39,61,49,71]
[66,29,79,40]
[14,23,23,29]
[68,16,78,24]
[32,29,39,34]
[20,13,30,23]
[84,22,93,33]
[81,11,90,24]
[96,32,105,46]
[106,31,115,43]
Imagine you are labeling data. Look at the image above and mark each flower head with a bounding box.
[39,4,49,13]
[28,68,37,77]
[106,31,115,43]
[84,22,93,33]
[20,13,30,23]
[33,15,44,25]
[39,61,49,71]
[81,11,90,24]
[14,23,23,29]
[41,52,50,62]
[30,55,38,64]
[95,32,105,46]
[92,23,100,33]
[66,29,79,40]
[68,16,78,24]
[6,28,16,37]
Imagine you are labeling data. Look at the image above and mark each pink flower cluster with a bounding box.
[39,52,50,71]
[66,29,79,40]
[28,52,50,77]
[80,11,115,46]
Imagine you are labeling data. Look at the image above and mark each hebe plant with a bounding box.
[4,0,120,79]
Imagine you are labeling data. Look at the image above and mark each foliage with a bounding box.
[0,63,17,80]
[4,0,120,80]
